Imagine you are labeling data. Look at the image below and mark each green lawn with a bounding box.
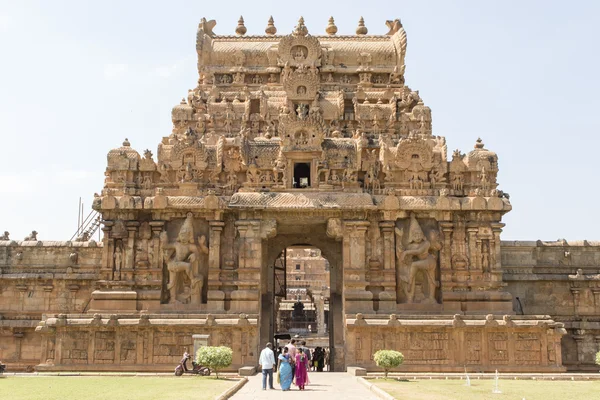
[1,376,238,400]
[372,378,600,400]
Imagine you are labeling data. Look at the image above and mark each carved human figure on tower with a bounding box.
[395,214,441,304]
[160,213,209,304]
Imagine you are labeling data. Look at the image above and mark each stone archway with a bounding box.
[259,221,344,371]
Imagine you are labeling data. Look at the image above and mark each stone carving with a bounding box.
[0,231,8,240]
[160,213,208,304]
[5,15,561,375]
[395,214,441,304]
[24,231,38,241]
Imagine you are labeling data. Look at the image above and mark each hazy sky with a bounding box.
[0,1,598,241]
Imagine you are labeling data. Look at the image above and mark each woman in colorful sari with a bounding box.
[295,348,310,390]
[277,347,293,391]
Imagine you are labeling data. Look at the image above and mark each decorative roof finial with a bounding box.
[123,138,130,147]
[356,16,368,35]
[265,16,277,35]
[475,138,485,149]
[293,16,308,36]
[235,16,247,36]
[326,16,338,35]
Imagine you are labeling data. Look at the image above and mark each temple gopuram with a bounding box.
[1,16,600,373]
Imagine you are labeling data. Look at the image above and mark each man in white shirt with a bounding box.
[258,342,276,390]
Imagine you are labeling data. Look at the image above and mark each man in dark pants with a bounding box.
[258,342,276,390]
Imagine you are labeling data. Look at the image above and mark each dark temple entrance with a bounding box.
[260,223,344,371]
[293,162,311,188]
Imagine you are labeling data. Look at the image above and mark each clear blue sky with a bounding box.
[0,1,598,241]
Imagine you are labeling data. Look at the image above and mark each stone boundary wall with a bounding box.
[0,241,102,370]
[346,314,565,372]
[501,240,600,371]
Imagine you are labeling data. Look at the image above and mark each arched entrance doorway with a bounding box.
[260,223,344,371]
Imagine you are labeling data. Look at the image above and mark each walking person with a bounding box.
[300,340,311,370]
[285,339,297,378]
[278,347,293,391]
[259,342,276,390]
[294,348,310,390]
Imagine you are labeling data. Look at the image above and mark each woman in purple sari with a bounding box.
[294,348,310,390]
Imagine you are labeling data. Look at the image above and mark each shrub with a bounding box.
[596,351,600,366]
[373,350,404,378]
[196,346,233,379]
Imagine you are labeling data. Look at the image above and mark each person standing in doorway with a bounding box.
[259,342,276,390]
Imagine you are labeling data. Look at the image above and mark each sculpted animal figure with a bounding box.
[24,230,38,241]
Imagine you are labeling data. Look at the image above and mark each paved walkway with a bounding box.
[231,372,378,400]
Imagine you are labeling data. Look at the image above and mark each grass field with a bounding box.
[1,376,238,400]
[372,378,600,400]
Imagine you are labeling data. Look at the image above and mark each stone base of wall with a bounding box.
[33,313,259,372]
[345,314,567,372]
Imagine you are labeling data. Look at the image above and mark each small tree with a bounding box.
[374,350,404,378]
[596,351,600,366]
[196,346,233,379]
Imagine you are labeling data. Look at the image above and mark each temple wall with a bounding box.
[0,241,101,370]
[345,315,565,372]
[35,314,258,371]
[501,240,600,371]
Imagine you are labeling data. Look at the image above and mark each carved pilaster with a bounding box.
[208,221,225,287]
[232,220,261,313]
[343,221,372,313]
[125,221,140,273]
[490,223,504,271]
[466,224,478,271]
[379,221,395,271]
[102,221,114,280]
[439,222,453,283]
[572,331,585,363]
[207,221,225,311]
[149,221,165,270]
[571,288,581,316]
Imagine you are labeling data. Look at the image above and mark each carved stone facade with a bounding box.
[1,16,596,372]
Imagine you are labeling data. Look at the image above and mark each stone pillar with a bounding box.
[124,221,139,280]
[343,221,373,313]
[592,289,600,312]
[102,222,114,280]
[378,221,397,310]
[439,222,454,293]
[315,293,326,335]
[207,221,225,311]
[149,221,165,282]
[466,224,478,271]
[571,288,581,316]
[232,220,261,313]
[490,223,505,288]
[572,330,585,364]
[594,335,600,355]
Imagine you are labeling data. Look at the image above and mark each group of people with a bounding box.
[258,339,330,391]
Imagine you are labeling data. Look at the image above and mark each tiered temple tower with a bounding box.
[1,16,581,372]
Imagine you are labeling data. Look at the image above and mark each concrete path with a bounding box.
[231,372,379,400]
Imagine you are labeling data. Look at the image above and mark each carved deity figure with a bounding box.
[160,213,209,304]
[294,47,306,61]
[479,166,489,190]
[395,214,441,304]
[0,231,9,240]
[113,246,122,280]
